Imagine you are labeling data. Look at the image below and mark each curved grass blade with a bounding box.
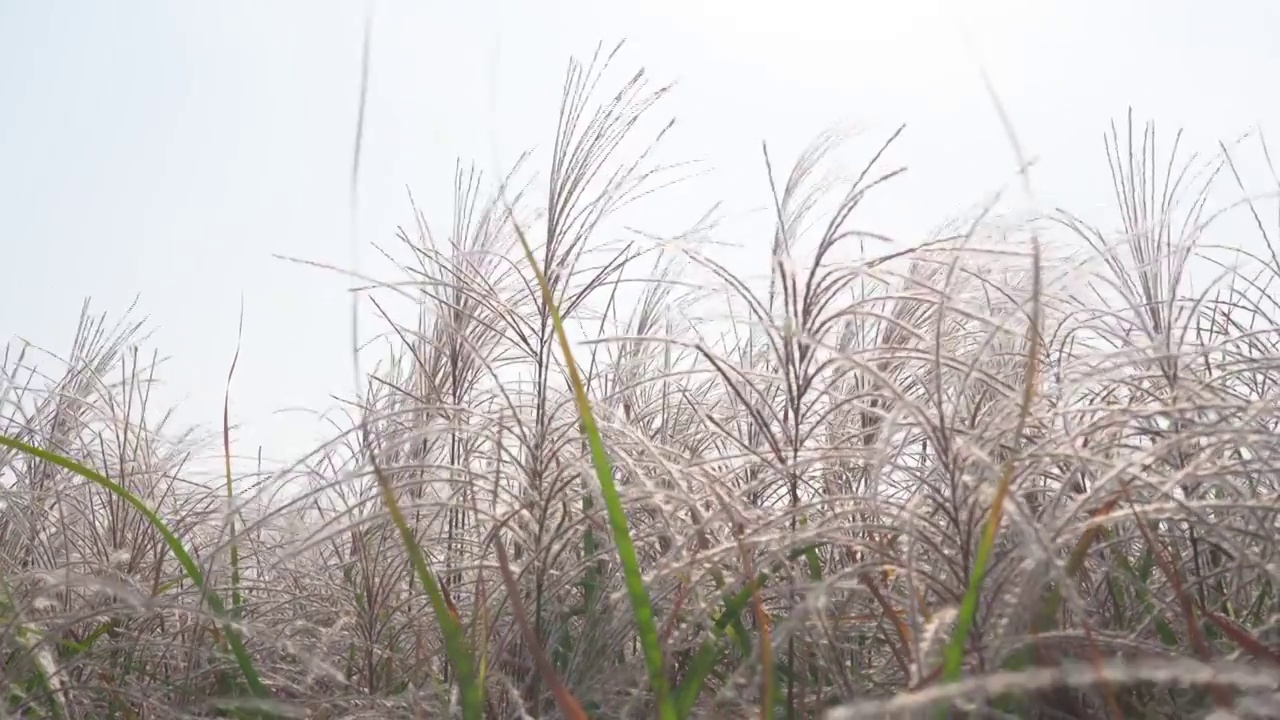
[0,434,271,701]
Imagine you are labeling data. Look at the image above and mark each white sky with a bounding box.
[3,0,1278,473]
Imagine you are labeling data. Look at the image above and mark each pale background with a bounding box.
[3,0,1278,475]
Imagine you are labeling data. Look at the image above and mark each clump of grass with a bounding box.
[3,46,1280,720]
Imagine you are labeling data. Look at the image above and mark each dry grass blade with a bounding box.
[1204,611,1280,667]
[493,535,589,720]
[223,300,246,622]
[1127,495,1234,710]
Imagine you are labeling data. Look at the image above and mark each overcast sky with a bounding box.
[3,0,1278,473]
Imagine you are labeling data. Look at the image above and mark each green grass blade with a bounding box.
[0,434,271,701]
[939,472,1009,685]
[367,461,483,720]
[1105,532,1180,647]
[513,227,674,720]
[1245,580,1273,625]
[675,577,762,717]
[673,545,821,717]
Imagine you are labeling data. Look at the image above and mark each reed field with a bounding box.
[2,46,1279,719]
